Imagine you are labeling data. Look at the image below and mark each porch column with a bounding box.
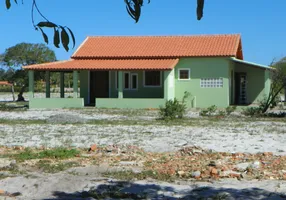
[118,71,123,98]
[28,70,34,99]
[164,69,175,100]
[60,72,65,98]
[45,71,50,98]
[73,71,78,98]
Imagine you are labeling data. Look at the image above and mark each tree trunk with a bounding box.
[284,88,286,105]
[11,84,15,102]
[16,85,26,102]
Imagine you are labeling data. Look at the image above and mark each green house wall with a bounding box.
[174,58,230,108]
[109,71,164,98]
[73,58,271,109]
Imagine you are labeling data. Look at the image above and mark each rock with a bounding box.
[235,162,250,171]
[263,152,273,157]
[209,160,222,167]
[221,170,241,178]
[0,158,16,169]
[191,171,201,178]
[89,144,97,152]
[177,171,185,177]
[211,168,218,175]
[250,161,260,169]
[0,189,5,195]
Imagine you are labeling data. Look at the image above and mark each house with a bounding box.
[23,34,271,109]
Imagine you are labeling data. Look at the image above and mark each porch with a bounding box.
[230,58,271,106]
[27,69,176,109]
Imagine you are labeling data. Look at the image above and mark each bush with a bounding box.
[225,106,237,115]
[199,105,217,116]
[242,107,262,117]
[159,92,190,120]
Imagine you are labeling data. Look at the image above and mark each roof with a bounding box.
[231,58,271,70]
[72,34,243,59]
[23,59,179,71]
[0,81,12,86]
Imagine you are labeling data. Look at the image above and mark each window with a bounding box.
[200,78,223,88]
[116,72,138,90]
[124,72,130,89]
[178,69,190,80]
[131,74,138,90]
[144,71,161,87]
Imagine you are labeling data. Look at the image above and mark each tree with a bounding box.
[0,43,56,101]
[261,57,286,113]
[3,0,204,51]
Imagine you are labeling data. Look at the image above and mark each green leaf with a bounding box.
[37,21,57,28]
[197,0,204,20]
[60,27,69,52]
[53,28,60,48]
[38,27,49,44]
[6,0,11,9]
[65,27,76,48]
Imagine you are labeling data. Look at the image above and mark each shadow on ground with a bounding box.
[43,180,286,200]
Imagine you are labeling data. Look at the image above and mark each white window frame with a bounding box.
[178,68,191,80]
[116,71,138,90]
[130,73,138,90]
[143,71,162,88]
[200,78,223,88]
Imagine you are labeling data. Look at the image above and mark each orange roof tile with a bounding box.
[72,34,243,59]
[23,59,179,71]
[0,81,12,86]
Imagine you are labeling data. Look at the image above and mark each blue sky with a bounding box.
[0,0,285,65]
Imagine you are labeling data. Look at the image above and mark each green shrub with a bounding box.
[199,105,217,116]
[242,107,262,117]
[159,92,190,120]
[225,106,237,115]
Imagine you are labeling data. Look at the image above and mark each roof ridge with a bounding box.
[86,34,241,38]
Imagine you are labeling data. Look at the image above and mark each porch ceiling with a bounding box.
[23,59,179,71]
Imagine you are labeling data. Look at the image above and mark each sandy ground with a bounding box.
[1,98,286,199]
[0,109,286,155]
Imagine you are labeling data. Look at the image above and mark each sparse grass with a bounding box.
[103,170,175,182]
[36,160,79,173]
[0,119,46,125]
[10,148,80,162]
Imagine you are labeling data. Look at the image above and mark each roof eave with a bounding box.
[230,57,271,70]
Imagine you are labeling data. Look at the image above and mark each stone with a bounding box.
[177,171,185,177]
[263,152,273,157]
[0,158,15,169]
[89,144,97,152]
[0,189,5,195]
[235,162,250,171]
[221,170,241,178]
[191,171,201,178]
[211,168,218,175]
[250,161,260,169]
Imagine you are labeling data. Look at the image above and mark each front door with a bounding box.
[234,73,247,105]
[90,71,109,105]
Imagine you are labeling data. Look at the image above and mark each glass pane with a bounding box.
[132,75,137,89]
[124,73,129,89]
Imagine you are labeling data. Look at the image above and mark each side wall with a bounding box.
[174,58,230,108]
[234,63,267,104]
